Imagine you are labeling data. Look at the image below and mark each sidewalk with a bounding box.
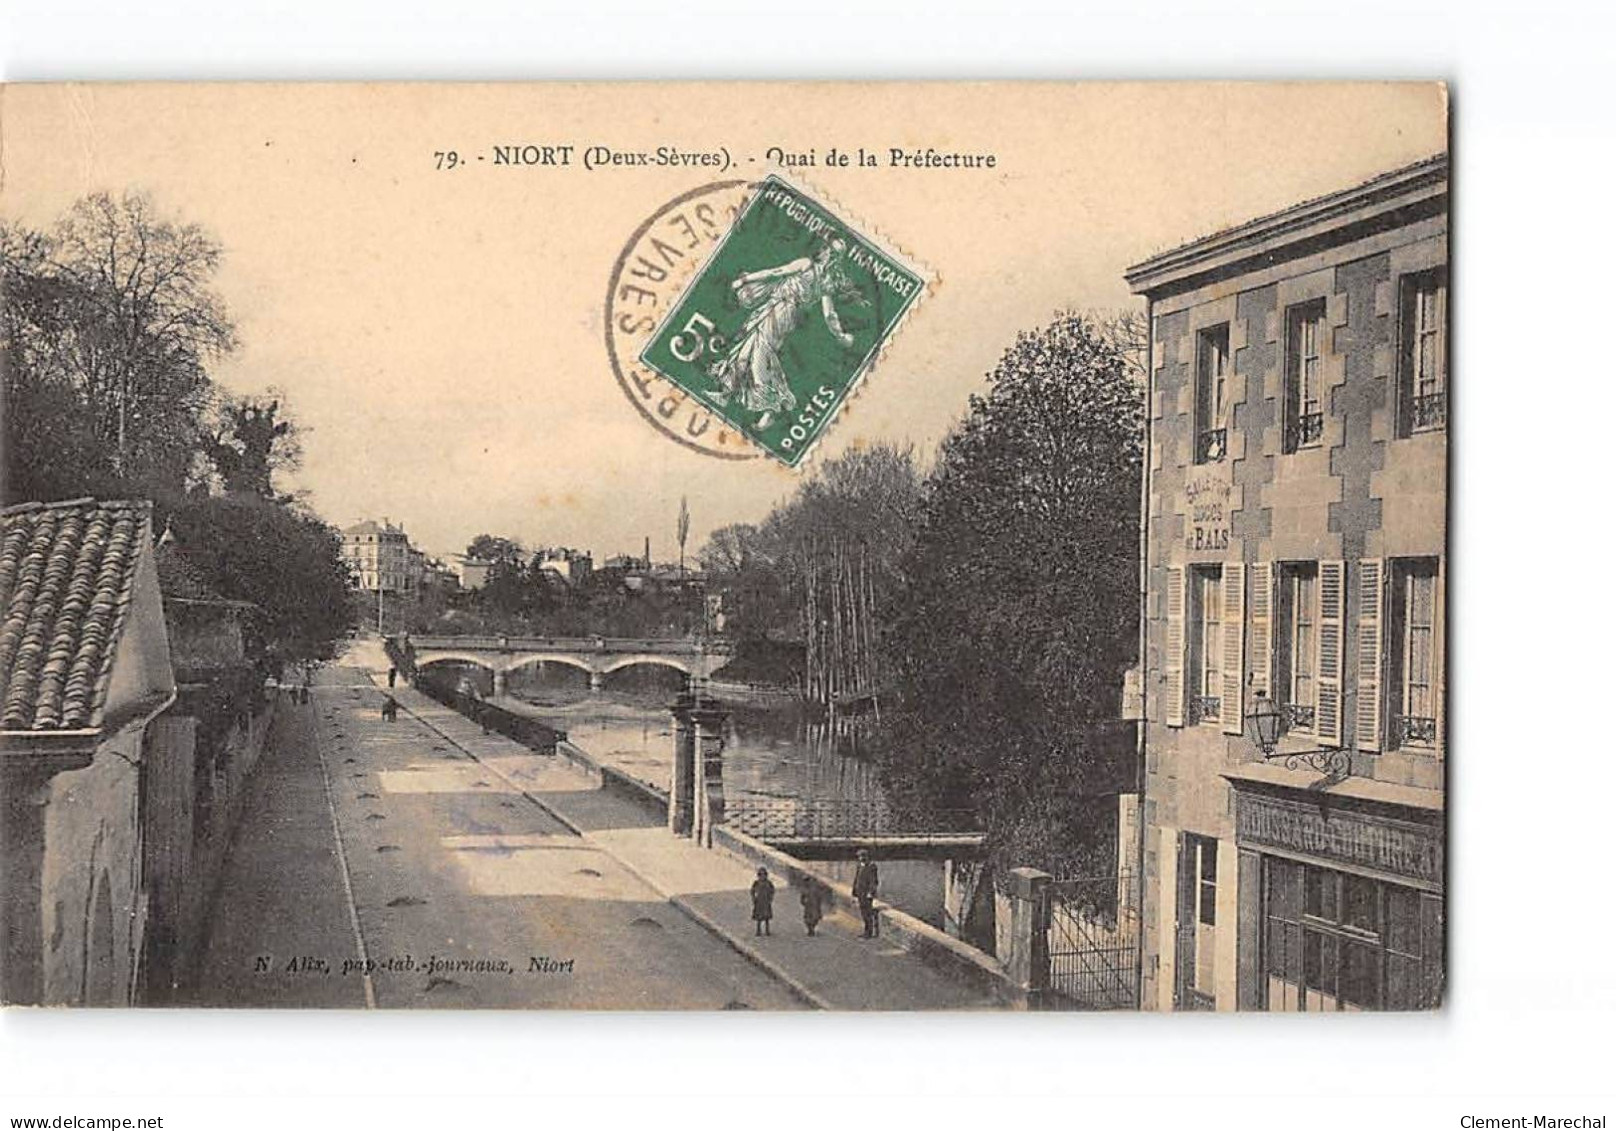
[393,683,998,1010]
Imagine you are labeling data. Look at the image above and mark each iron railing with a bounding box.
[1189,694,1222,725]
[1398,714,1438,745]
[1283,702,1316,732]
[725,799,981,841]
[1411,392,1446,432]
[1196,428,1227,463]
[1043,872,1141,1011]
[1286,411,1324,451]
[402,634,734,656]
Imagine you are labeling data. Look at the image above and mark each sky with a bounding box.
[2,82,1446,563]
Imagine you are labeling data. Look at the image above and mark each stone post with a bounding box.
[668,693,697,836]
[0,747,92,1006]
[690,704,729,849]
[492,668,508,699]
[1004,867,1053,1009]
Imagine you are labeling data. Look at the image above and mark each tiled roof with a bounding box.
[0,499,150,731]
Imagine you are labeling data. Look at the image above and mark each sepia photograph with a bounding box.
[0,82,1450,1015]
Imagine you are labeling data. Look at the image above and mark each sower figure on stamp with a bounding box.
[852,848,880,939]
[799,877,825,937]
[708,235,864,431]
[751,868,776,937]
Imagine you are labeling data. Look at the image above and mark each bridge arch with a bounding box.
[415,652,498,674]
[600,655,694,678]
[503,653,597,678]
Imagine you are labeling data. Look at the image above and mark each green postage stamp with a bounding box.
[638,176,927,467]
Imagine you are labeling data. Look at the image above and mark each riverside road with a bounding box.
[189,655,993,1010]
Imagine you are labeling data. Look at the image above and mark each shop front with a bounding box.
[1227,768,1444,1011]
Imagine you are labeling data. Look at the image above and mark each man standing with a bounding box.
[852,849,880,939]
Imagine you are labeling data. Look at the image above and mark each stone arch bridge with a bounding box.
[395,634,733,695]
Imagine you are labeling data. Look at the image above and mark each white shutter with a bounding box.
[1355,559,1386,752]
[1434,558,1446,755]
[1316,561,1345,746]
[1165,566,1186,728]
[1249,562,1274,700]
[1221,563,1247,735]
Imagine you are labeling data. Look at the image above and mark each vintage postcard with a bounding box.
[0,82,1448,1011]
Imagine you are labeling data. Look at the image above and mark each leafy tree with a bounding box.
[206,393,302,499]
[1,193,234,504]
[875,313,1144,876]
[160,492,356,672]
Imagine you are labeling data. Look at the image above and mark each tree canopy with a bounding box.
[875,313,1145,874]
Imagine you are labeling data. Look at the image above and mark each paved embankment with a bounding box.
[397,684,1000,1010]
[190,665,803,1010]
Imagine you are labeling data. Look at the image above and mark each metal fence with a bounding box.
[1043,871,1141,1011]
[726,799,980,841]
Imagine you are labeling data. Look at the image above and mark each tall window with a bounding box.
[1284,301,1326,452]
[1399,270,1447,435]
[1195,324,1230,463]
[1263,858,1429,1011]
[1394,559,1439,747]
[1275,563,1319,733]
[1190,566,1222,723]
[1178,834,1220,1010]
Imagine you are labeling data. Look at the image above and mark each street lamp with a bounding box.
[1245,691,1350,776]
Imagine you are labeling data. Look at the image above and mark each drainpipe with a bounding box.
[1134,299,1155,1010]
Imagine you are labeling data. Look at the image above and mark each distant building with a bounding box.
[449,554,492,591]
[1126,156,1447,1012]
[538,548,593,585]
[341,518,424,595]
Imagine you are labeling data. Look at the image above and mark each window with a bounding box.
[1194,324,1230,463]
[1274,563,1319,733]
[1191,834,1218,927]
[1264,858,1430,1011]
[1399,270,1447,435]
[1178,833,1220,1010]
[1385,558,1440,748]
[1189,566,1222,723]
[1284,301,1326,452]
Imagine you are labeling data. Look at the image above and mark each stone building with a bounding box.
[0,499,176,1006]
[341,518,423,595]
[1125,155,1447,1011]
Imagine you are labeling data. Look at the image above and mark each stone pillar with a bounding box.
[588,670,604,692]
[690,704,729,849]
[0,748,92,1006]
[1004,867,1053,1009]
[492,668,508,699]
[668,694,696,836]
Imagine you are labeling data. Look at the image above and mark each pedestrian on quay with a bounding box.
[799,877,824,937]
[387,665,397,688]
[852,849,880,939]
[381,694,399,723]
[751,868,776,937]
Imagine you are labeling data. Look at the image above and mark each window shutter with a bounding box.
[1221,562,1247,735]
[1249,562,1274,699]
[1355,559,1386,752]
[1165,566,1186,728]
[1434,558,1446,755]
[1316,560,1345,746]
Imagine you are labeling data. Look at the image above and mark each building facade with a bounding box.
[1126,155,1447,1012]
[341,519,424,595]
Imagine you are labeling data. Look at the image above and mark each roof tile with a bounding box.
[0,499,150,732]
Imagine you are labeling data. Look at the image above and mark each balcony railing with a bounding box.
[1412,391,1446,432]
[1196,428,1227,463]
[1283,702,1316,732]
[1285,412,1323,451]
[1398,714,1438,746]
[1189,695,1222,724]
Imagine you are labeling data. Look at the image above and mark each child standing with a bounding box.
[750,868,776,937]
